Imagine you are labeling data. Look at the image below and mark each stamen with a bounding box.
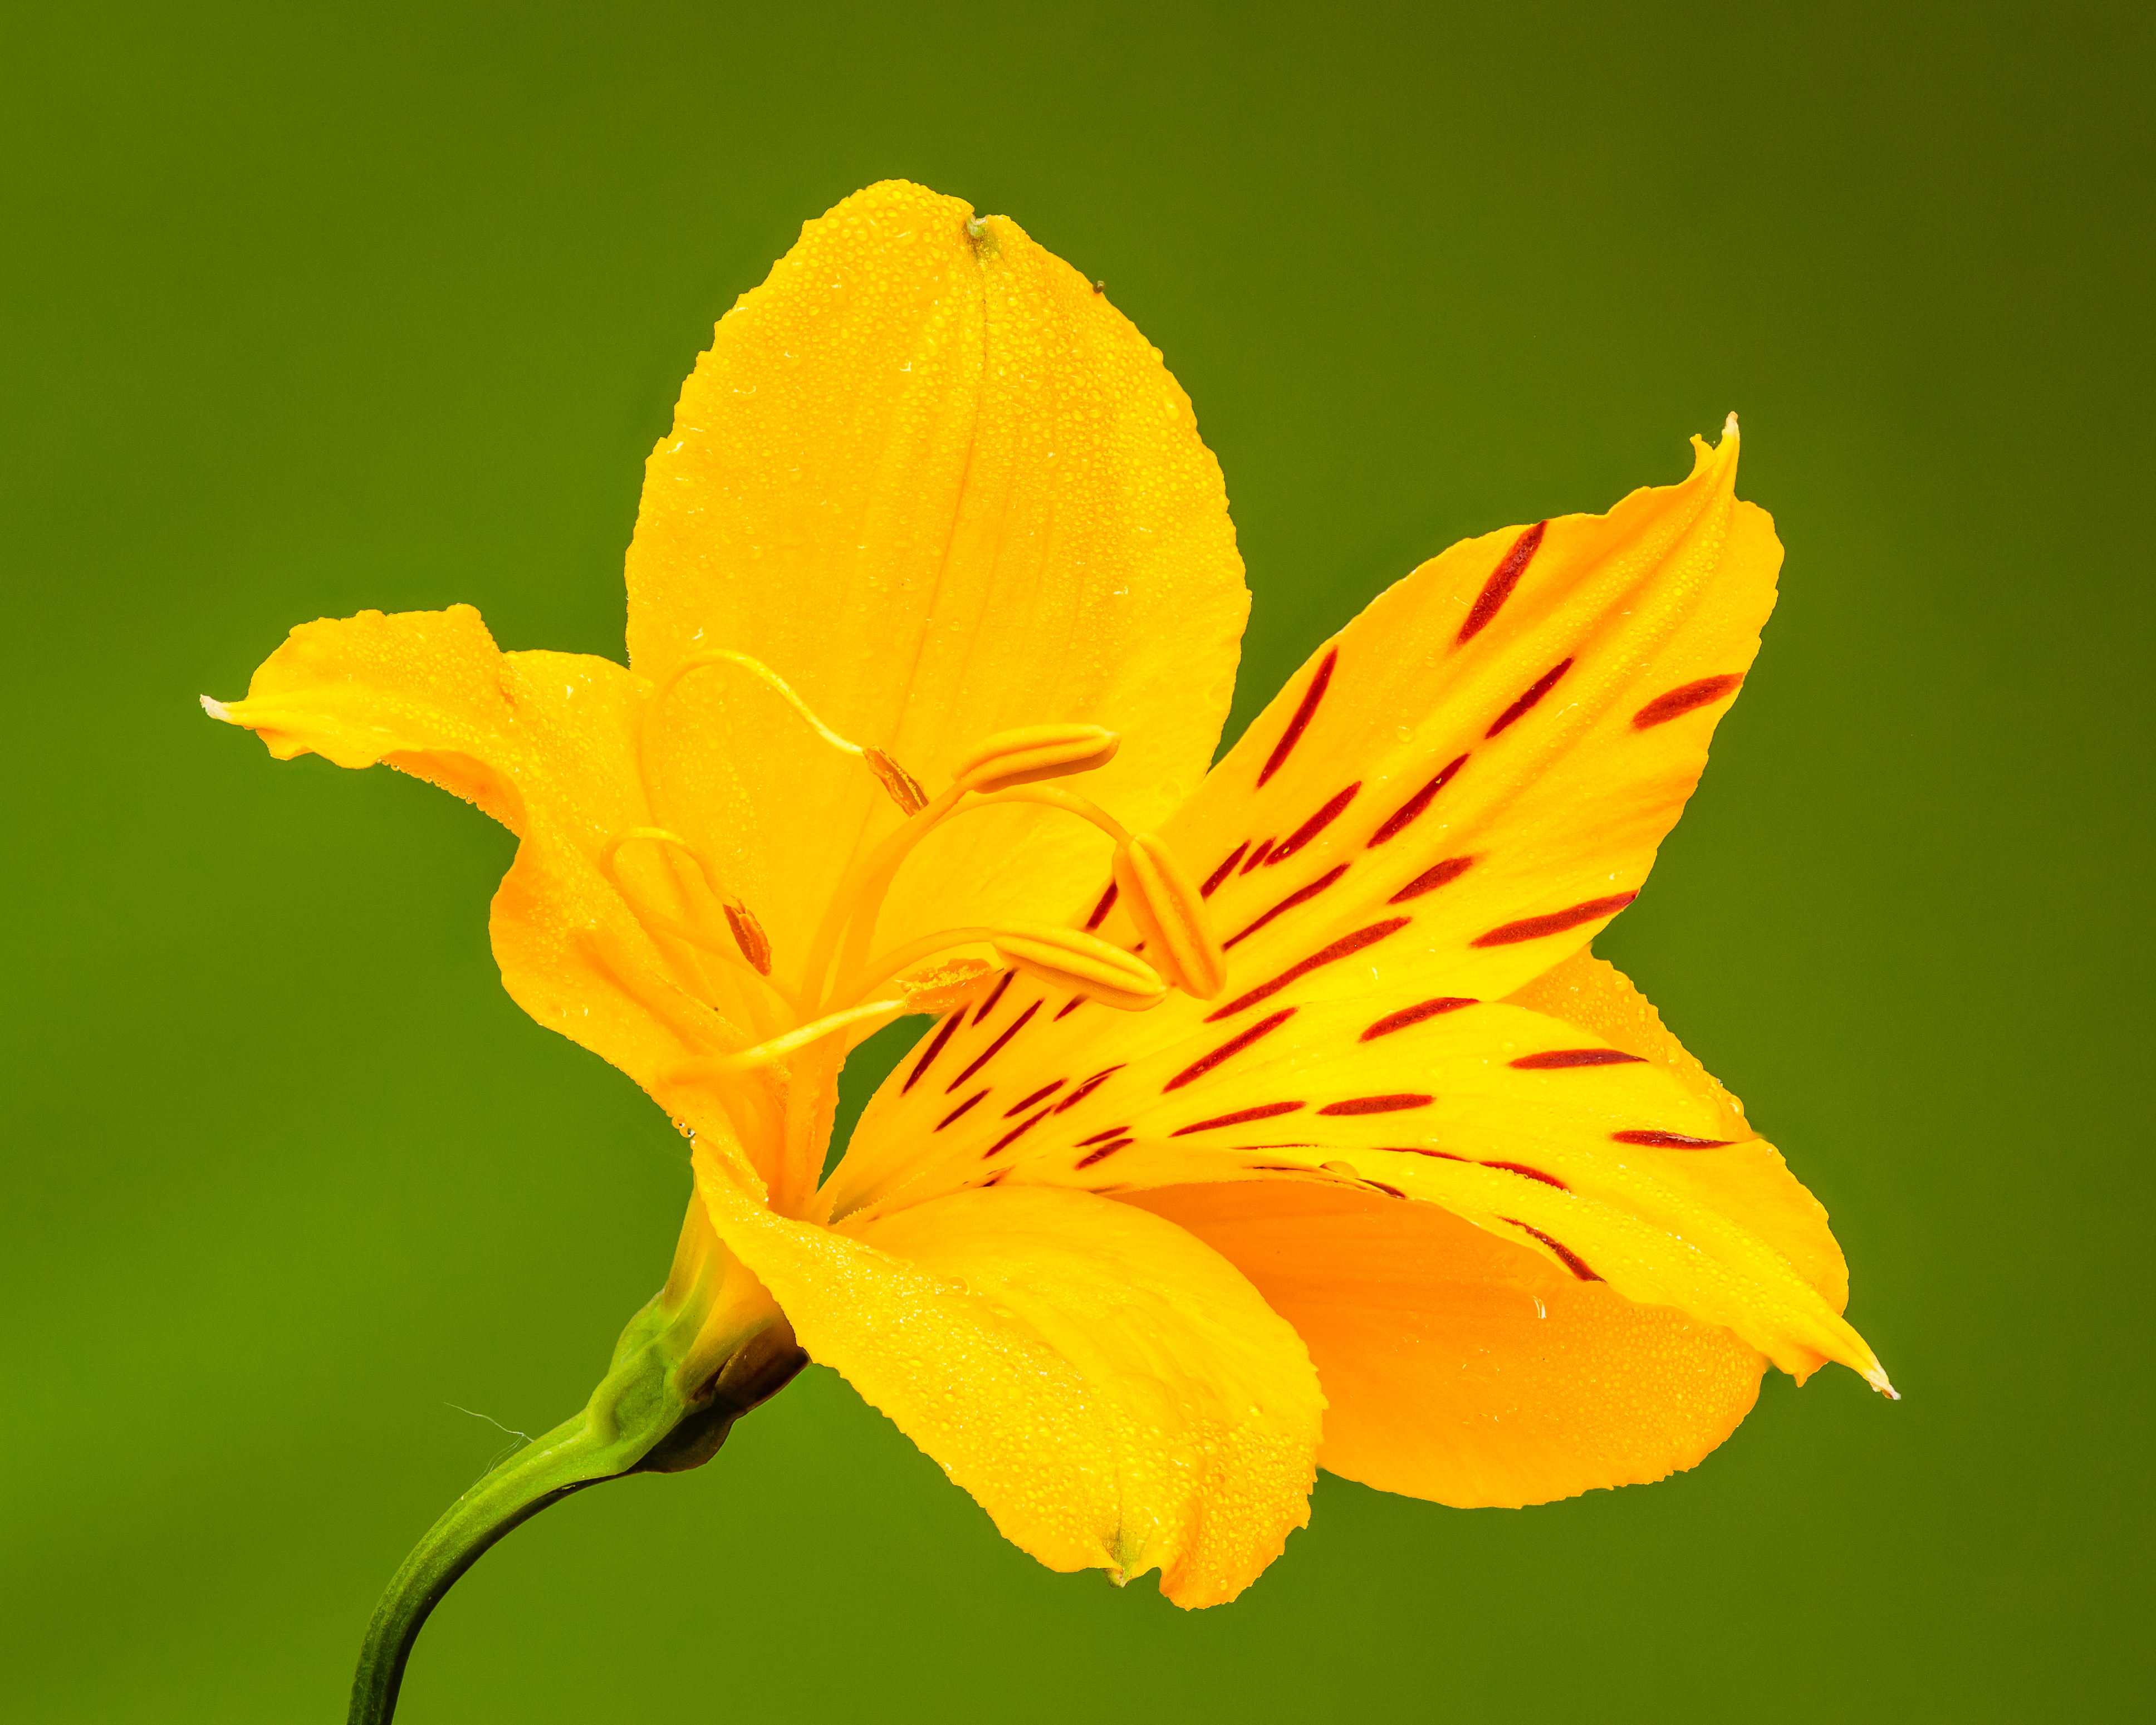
[723,900,773,974]
[863,746,930,814]
[833,922,1165,1015]
[644,649,924,818]
[1113,832,1227,999]
[649,650,867,758]
[989,924,1165,1012]
[599,829,799,1018]
[677,998,910,1074]
[950,724,1120,793]
[599,829,739,958]
[805,783,1136,1013]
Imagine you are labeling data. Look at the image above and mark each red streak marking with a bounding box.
[1074,1138,1134,1169]
[1507,1219,1601,1281]
[1172,1101,1305,1136]
[1054,997,1084,1021]
[1486,1160,1569,1190]
[1473,893,1636,947]
[1206,918,1413,1020]
[1052,1065,1125,1114]
[1633,674,1745,730]
[1368,754,1468,847]
[947,1001,1040,1091]
[1005,1080,1066,1117]
[903,1012,963,1092]
[1075,1124,1129,1146]
[1382,1146,1469,1161]
[1365,1180,1408,1199]
[1241,837,1275,874]
[1164,1009,1297,1091]
[1389,855,1474,904]
[1201,844,1250,896]
[1486,657,1574,738]
[984,1107,1053,1157]
[1458,522,1547,644]
[979,1169,1006,1187]
[1257,647,1339,787]
[937,1090,988,1130]
[1511,1047,1647,1070]
[1085,881,1120,930]
[972,971,1015,1025]
[1361,997,1477,1040]
[1223,866,1348,950]
[1317,1092,1434,1116]
[1613,1129,1736,1149]
[1266,783,1361,865]
[1246,1163,1315,1172]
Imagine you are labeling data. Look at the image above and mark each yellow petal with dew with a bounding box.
[624,181,1248,1003]
[692,1143,1320,1606]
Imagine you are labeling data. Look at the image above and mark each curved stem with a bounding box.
[347,1256,803,1724]
[346,1409,614,1725]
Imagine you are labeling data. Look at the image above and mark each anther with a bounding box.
[863,746,929,815]
[951,724,1120,794]
[1112,833,1227,999]
[989,923,1166,1012]
[896,956,997,1016]
[723,900,773,975]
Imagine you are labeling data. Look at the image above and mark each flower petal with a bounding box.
[1125,1180,1766,1508]
[625,180,1248,999]
[1144,425,1778,1012]
[827,970,1881,1390]
[211,605,772,1148]
[1507,947,1847,1308]
[693,1145,1320,1606]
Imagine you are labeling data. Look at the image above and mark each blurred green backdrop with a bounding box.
[4,1,2147,1719]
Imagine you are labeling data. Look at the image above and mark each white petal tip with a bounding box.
[1723,411,1741,439]
[199,694,232,722]
[1866,1366,1900,1400]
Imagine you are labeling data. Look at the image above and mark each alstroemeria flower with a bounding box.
[212,180,1886,1614]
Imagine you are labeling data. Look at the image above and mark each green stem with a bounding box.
[347,1292,802,1725]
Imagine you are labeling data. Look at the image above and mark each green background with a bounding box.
[5,2,2147,1718]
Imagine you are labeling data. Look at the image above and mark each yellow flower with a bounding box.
[209,180,1888,1627]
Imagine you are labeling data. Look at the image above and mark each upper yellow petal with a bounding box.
[624,180,1249,1001]
[693,1145,1320,1606]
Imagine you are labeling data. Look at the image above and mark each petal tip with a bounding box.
[199,694,233,722]
[1865,1362,1900,1400]
[1723,410,1741,440]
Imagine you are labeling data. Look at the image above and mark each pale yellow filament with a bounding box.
[599,828,804,1022]
[671,997,912,1075]
[646,650,867,758]
[811,785,1135,1013]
